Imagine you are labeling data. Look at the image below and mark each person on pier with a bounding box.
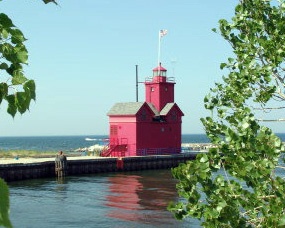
[55,151,68,177]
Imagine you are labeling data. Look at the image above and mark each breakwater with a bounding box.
[0,153,197,182]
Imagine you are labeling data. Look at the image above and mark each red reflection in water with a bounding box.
[106,175,142,208]
[106,175,143,221]
[105,171,178,225]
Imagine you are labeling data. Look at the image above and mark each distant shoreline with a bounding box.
[1,133,285,138]
[0,143,213,159]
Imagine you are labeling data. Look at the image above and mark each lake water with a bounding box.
[0,134,211,152]
[3,134,285,228]
[8,170,199,228]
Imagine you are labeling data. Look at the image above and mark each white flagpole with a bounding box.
[157,29,167,73]
[157,30,161,77]
[158,30,161,68]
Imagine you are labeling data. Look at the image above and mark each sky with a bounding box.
[0,0,282,136]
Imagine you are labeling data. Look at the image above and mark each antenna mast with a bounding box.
[136,65,138,102]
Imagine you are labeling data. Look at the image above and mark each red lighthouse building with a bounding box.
[102,63,184,157]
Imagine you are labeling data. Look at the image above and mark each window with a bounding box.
[171,111,177,121]
[140,110,147,121]
[110,125,118,136]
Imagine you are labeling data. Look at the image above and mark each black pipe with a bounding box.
[136,65,138,102]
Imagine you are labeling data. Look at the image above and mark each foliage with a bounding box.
[43,0,58,4]
[0,179,11,228]
[169,0,285,227]
[0,12,35,117]
[0,1,57,227]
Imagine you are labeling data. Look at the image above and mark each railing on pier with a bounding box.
[101,144,127,157]
[136,148,180,156]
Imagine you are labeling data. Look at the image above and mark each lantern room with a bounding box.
[145,63,175,112]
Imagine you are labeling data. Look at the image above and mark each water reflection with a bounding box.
[106,174,142,221]
[105,170,181,226]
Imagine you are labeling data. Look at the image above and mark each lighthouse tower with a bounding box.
[145,63,175,112]
[103,63,184,157]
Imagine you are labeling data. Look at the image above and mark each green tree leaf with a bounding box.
[0,179,12,228]
[6,95,17,117]
[23,80,36,101]
[0,13,14,28]
[0,63,8,70]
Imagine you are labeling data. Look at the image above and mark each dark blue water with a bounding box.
[1,133,285,152]
[0,135,109,152]
[0,134,211,152]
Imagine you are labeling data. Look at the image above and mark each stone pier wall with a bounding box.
[0,153,196,182]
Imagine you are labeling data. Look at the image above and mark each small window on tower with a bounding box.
[171,111,177,121]
[140,110,147,121]
[165,87,168,91]
[151,87,155,92]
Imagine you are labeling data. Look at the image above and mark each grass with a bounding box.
[0,150,58,158]
[0,149,103,158]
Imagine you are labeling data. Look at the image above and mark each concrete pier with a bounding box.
[0,153,197,182]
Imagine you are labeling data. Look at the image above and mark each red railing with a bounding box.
[136,148,181,156]
[101,144,127,157]
[100,144,115,157]
[102,145,181,157]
